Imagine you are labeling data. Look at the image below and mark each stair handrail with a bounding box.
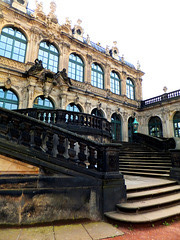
[133,132,176,151]
[0,107,121,176]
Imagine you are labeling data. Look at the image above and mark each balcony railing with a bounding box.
[15,108,111,139]
[141,89,180,108]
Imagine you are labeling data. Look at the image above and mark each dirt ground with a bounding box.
[105,216,180,240]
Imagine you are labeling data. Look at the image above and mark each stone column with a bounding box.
[60,42,70,71]
[85,54,92,84]
[121,71,127,96]
[122,112,128,142]
[104,64,110,90]
[26,30,40,63]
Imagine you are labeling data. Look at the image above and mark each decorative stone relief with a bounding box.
[72,19,84,42]
[33,1,46,21]
[110,41,119,61]
[12,0,28,14]
[47,1,58,24]
[4,78,11,89]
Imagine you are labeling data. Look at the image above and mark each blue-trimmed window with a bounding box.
[38,41,59,73]
[110,71,121,95]
[33,96,54,109]
[0,88,18,110]
[173,112,180,137]
[126,78,135,100]
[91,63,104,89]
[68,53,84,82]
[0,27,27,63]
[66,103,81,112]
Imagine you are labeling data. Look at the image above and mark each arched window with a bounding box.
[38,41,59,73]
[110,71,121,95]
[173,111,180,137]
[91,63,104,89]
[111,113,122,141]
[68,53,84,82]
[126,78,135,100]
[148,116,163,137]
[91,108,104,118]
[66,103,81,112]
[0,88,18,110]
[128,117,135,142]
[33,96,54,109]
[0,27,27,63]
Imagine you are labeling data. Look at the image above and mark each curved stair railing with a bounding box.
[133,132,176,151]
[0,107,120,177]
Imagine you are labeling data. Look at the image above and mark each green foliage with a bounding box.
[163,221,170,226]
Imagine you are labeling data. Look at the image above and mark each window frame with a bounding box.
[0,26,27,63]
[33,96,54,109]
[91,63,104,89]
[110,71,121,95]
[173,112,180,137]
[0,88,19,110]
[126,78,135,100]
[38,41,59,73]
[68,53,84,82]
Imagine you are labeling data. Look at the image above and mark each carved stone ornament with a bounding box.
[12,0,28,13]
[4,78,11,89]
[72,19,84,41]
[33,1,46,21]
[110,41,119,61]
[47,1,58,24]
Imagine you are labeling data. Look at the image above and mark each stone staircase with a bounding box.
[105,178,180,223]
[119,143,172,178]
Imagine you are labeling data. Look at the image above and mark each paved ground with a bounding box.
[0,176,179,240]
[0,222,124,240]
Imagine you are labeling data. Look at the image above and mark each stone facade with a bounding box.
[0,0,180,144]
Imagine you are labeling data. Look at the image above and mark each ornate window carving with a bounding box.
[110,71,121,95]
[68,53,84,82]
[126,78,135,100]
[0,27,27,63]
[91,63,104,89]
[38,41,59,73]
[0,88,18,110]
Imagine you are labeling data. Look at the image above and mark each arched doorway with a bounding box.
[173,111,180,137]
[148,116,163,137]
[128,117,135,142]
[111,113,122,141]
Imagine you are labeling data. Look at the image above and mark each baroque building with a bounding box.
[0,0,180,144]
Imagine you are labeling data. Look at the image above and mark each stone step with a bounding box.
[119,156,171,160]
[104,204,180,223]
[119,165,171,170]
[119,170,169,178]
[119,161,171,166]
[119,167,170,174]
[117,193,180,211]
[119,152,171,156]
[127,185,180,199]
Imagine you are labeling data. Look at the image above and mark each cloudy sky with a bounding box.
[28,0,180,99]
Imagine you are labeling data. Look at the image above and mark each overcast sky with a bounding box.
[28,0,180,100]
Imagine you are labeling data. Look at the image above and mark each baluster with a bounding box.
[40,112,44,121]
[97,148,104,171]
[78,142,87,167]
[46,130,54,155]
[44,111,49,123]
[8,118,20,142]
[68,139,76,161]
[88,146,97,169]
[57,135,65,158]
[33,126,43,150]
[19,122,31,146]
